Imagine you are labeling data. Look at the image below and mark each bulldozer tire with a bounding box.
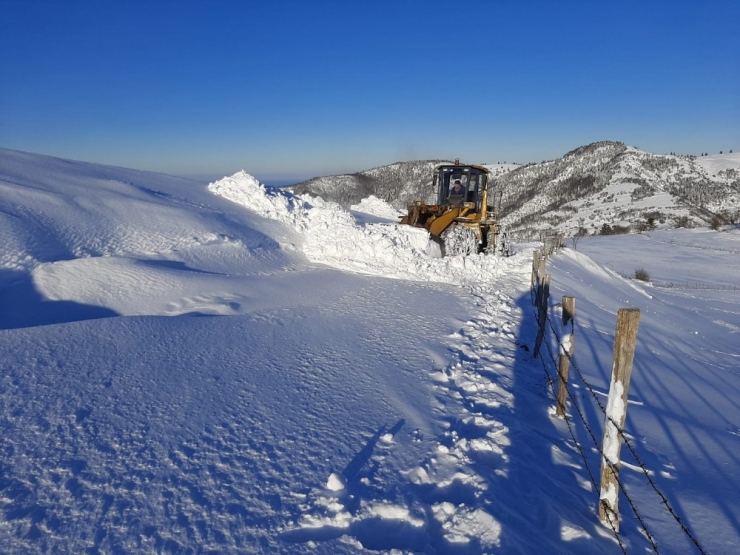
[440,225,478,257]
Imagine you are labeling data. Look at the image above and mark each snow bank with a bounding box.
[350,195,404,220]
[209,172,519,285]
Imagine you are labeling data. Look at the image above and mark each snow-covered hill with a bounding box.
[1,147,739,554]
[289,160,520,210]
[496,142,740,235]
[289,142,740,237]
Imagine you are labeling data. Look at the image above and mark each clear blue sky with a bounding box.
[2,0,738,184]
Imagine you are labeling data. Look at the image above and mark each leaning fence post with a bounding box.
[556,296,576,417]
[599,308,641,532]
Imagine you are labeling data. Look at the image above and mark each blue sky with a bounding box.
[2,0,738,184]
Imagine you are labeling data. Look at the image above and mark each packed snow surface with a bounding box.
[1,147,739,554]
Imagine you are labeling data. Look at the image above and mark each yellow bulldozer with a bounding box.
[400,160,508,256]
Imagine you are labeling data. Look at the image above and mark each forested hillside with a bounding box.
[495,141,740,235]
[289,142,740,236]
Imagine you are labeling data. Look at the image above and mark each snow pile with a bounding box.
[209,171,517,285]
[0,150,270,278]
[209,171,317,232]
[350,195,404,220]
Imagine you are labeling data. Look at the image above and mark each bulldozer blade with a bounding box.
[428,207,461,237]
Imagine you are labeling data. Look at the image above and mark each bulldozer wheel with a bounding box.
[440,225,478,257]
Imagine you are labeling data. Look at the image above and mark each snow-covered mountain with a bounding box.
[289,160,519,210]
[289,142,740,237]
[496,141,740,235]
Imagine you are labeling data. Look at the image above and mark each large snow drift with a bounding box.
[209,171,514,285]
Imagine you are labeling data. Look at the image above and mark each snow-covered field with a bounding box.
[694,152,740,175]
[1,147,738,553]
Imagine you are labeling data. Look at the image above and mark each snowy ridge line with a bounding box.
[208,171,518,285]
[532,257,708,555]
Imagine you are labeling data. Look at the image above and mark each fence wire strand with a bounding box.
[529,293,628,552]
[543,310,707,554]
[530,254,709,555]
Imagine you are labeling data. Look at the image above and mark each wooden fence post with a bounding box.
[538,253,546,278]
[531,249,540,294]
[556,296,576,417]
[533,274,550,358]
[599,308,641,532]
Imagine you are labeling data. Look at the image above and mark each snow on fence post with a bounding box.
[538,253,546,279]
[599,308,641,532]
[555,296,576,417]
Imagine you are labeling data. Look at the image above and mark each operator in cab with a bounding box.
[448,179,465,206]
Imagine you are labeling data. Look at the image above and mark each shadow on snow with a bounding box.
[0,270,118,330]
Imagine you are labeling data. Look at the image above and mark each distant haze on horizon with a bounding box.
[1,0,738,182]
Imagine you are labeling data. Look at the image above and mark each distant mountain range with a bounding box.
[288,141,740,236]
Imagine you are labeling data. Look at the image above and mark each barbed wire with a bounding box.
[530,287,632,550]
[539,322,660,553]
[530,289,655,552]
[530,262,709,555]
[528,294,628,553]
[546,308,708,554]
[652,281,740,291]
[543,309,707,553]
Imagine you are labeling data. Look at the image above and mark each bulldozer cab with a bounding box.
[434,164,488,214]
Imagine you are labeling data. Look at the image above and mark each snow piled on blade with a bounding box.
[209,171,514,284]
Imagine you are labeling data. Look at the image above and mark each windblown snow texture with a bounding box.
[1,147,739,553]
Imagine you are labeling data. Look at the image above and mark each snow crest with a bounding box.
[350,195,405,220]
[209,172,515,284]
